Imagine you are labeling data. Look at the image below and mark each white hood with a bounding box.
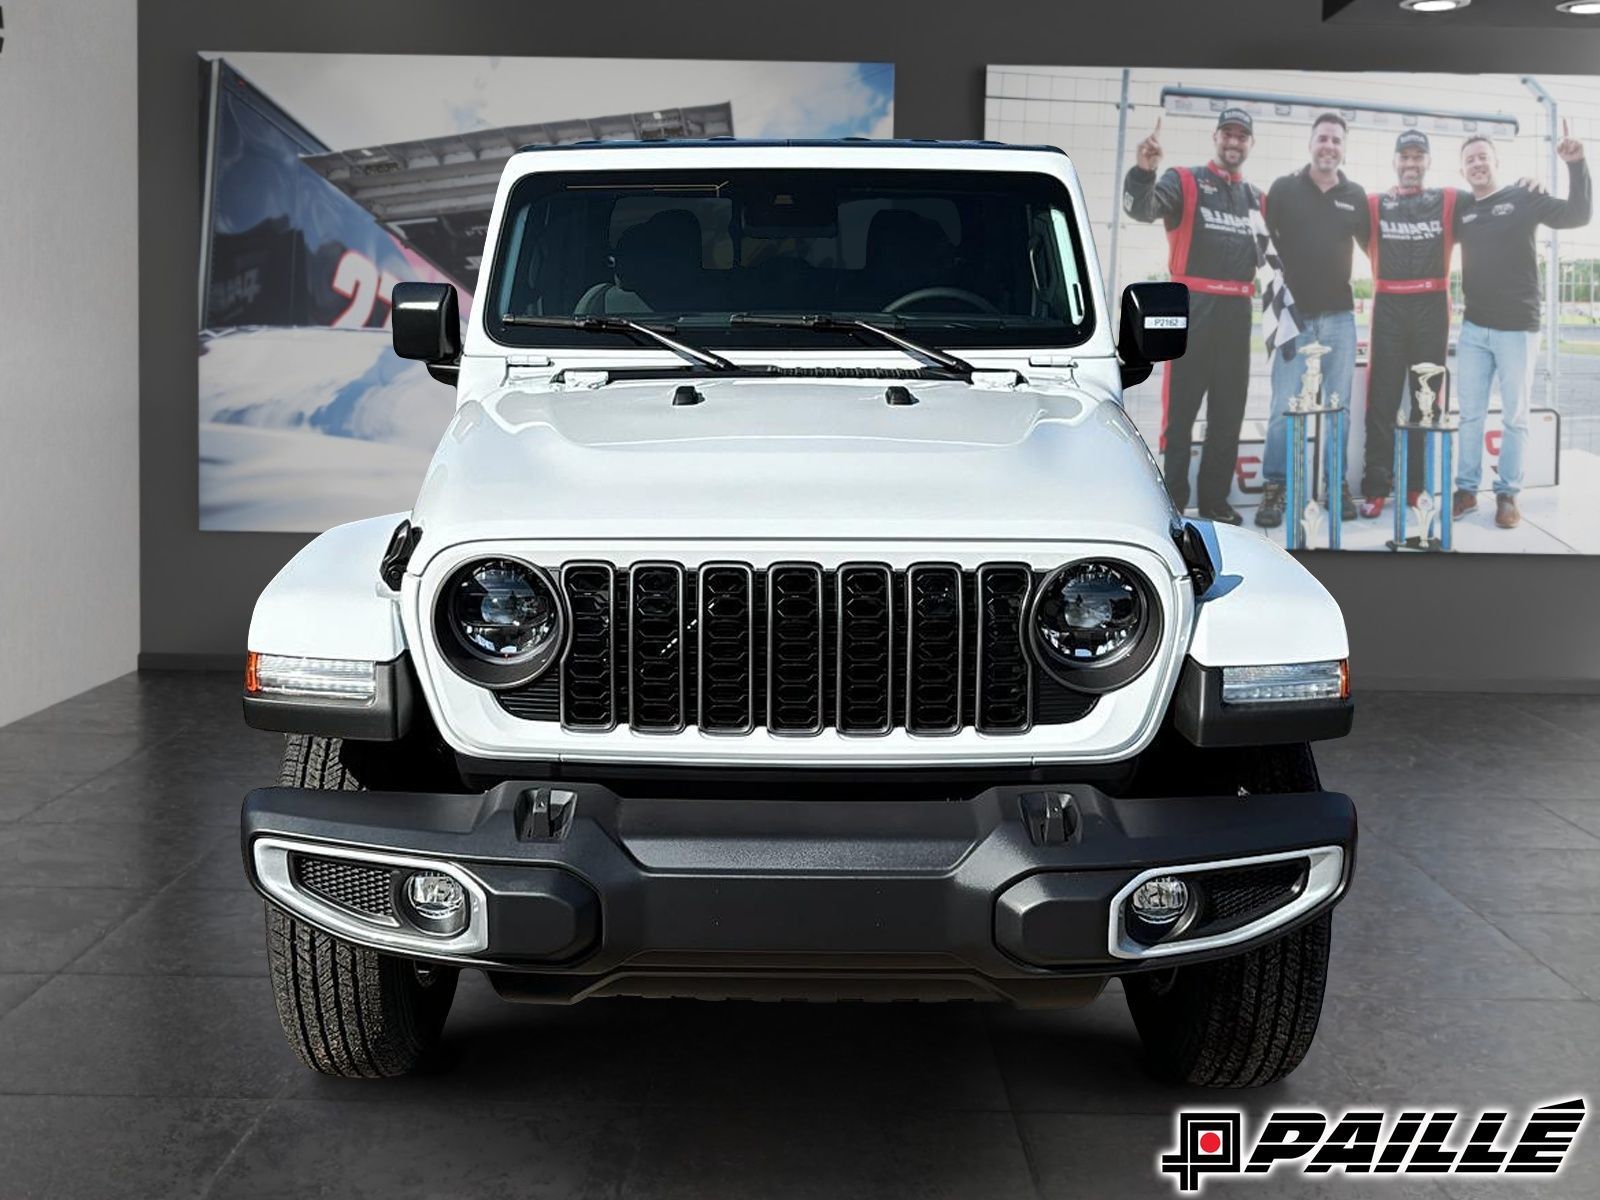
[409,373,1179,556]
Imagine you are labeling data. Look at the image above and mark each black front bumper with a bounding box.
[242,781,1356,1005]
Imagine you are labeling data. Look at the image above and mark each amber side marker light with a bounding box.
[244,651,261,694]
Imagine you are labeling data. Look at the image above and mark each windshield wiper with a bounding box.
[727,313,975,377]
[500,314,738,372]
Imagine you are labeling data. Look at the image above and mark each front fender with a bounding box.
[1187,524,1349,667]
[247,514,409,662]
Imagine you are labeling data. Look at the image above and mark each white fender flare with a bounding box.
[1187,524,1349,667]
[247,514,408,662]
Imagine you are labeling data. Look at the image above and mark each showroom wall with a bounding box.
[138,0,1600,690]
[1,0,140,724]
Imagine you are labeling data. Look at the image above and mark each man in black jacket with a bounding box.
[1358,131,1461,517]
[1452,127,1590,529]
[1122,108,1260,524]
[1257,113,1370,529]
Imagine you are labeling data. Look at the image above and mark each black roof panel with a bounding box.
[512,137,1067,155]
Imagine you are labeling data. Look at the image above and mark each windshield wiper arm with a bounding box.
[727,313,975,376]
[500,314,738,372]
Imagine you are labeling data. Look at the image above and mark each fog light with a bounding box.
[404,872,468,935]
[1130,876,1190,926]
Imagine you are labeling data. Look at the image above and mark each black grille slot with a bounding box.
[560,563,616,729]
[1032,675,1097,724]
[976,564,1033,733]
[629,562,686,732]
[698,564,755,733]
[836,564,893,735]
[1197,861,1307,935]
[293,855,394,919]
[497,672,561,720]
[497,560,1099,733]
[905,564,964,735]
[767,564,824,734]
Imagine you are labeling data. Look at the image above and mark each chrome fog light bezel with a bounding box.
[253,837,489,956]
[1108,846,1346,960]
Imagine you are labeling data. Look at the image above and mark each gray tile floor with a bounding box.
[0,672,1597,1198]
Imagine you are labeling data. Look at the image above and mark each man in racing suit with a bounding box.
[1358,131,1459,517]
[1122,107,1260,524]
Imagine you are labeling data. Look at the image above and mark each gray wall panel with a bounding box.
[138,0,1600,690]
[1,0,140,725]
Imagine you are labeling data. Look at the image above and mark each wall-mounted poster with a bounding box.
[988,66,1600,554]
[197,53,894,531]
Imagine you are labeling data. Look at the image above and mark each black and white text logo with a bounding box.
[1159,1098,1586,1194]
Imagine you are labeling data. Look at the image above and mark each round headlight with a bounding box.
[1028,560,1160,692]
[435,558,565,688]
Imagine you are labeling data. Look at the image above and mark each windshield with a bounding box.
[485,168,1095,351]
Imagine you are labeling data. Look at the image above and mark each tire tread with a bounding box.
[264,735,457,1078]
[1123,744,1335,1088]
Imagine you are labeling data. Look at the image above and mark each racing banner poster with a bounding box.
[197,52,894,531]
[988,66,1600,555]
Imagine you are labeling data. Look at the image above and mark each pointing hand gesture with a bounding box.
[1137,117,1164,172]
[1558,118,1585,163]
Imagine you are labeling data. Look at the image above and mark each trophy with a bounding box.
[1301,500,1328,549]
[1411,362,1447,426]
[1410,489,1438,544]
[1388,361,1457,552]
[1283,344,1347,551]
[1291,344,1330,413]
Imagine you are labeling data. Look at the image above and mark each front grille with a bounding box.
[292,855,395,919]
[629,563,687,732]
[698,564,755,734]
[499,562,1099,736]
[837,564,893,735]
[768,564,825,734]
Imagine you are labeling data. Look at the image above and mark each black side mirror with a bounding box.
[1118,281,1189,388]
[392,282,462,385]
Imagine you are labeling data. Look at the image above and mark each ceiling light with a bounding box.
[1556,2,1600,15]
[1399,0,1471,11]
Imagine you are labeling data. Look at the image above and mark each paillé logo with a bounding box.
[1159,1097,1586,1193]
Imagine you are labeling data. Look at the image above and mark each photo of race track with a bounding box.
[989,66,1600,554]
[197,53,895,532]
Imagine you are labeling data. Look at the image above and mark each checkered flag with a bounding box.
[1253,207,1301,360]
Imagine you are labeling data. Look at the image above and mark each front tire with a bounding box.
[1124,913,1332,1087]
[1123,742,1334,1087]
[264,735,459,1077]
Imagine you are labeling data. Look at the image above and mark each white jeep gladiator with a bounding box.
[241,139,1356,1086]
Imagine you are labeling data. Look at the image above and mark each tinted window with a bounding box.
[486,168,1094,350]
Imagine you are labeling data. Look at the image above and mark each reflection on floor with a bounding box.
[1,672,1597,1198]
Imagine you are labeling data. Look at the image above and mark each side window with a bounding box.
[1033,206,1087,324]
